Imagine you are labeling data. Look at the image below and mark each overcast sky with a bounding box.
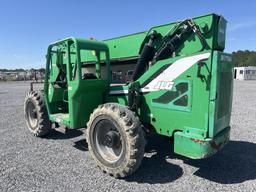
[0,0,256,69]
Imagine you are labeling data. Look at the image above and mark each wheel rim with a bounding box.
[26,100,38,129]
[93,119,123,163]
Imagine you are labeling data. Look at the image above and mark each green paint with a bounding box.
[43,14,233,159]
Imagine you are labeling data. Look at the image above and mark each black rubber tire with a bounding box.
[24,91,52,137]
[86,103,146,178]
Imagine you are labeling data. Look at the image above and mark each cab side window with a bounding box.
[80,50,107,80]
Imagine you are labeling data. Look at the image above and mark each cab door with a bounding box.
[66,41,110,128]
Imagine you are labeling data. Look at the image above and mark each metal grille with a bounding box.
[217,72,232,119]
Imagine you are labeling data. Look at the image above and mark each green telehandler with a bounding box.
[24,13,233,178]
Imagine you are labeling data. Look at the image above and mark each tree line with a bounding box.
[0,68,45,73]
[232,50,256,67]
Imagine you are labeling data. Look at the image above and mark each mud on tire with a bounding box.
[86,103,146,178]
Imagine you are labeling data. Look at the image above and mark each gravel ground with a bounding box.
[0,80,256,192]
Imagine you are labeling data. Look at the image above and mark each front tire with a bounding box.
[24,91,52,137]
[86,103,146,178]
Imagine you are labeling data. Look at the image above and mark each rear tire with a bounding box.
[86,103,146,178]
[24,91,52,137]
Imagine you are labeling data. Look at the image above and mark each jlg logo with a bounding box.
[153,81,174,90]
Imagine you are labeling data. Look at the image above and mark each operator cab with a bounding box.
[45,38,110,128]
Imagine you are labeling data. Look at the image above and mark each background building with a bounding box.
[234,66,256,80]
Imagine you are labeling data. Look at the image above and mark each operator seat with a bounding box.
[82,73,97,80]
